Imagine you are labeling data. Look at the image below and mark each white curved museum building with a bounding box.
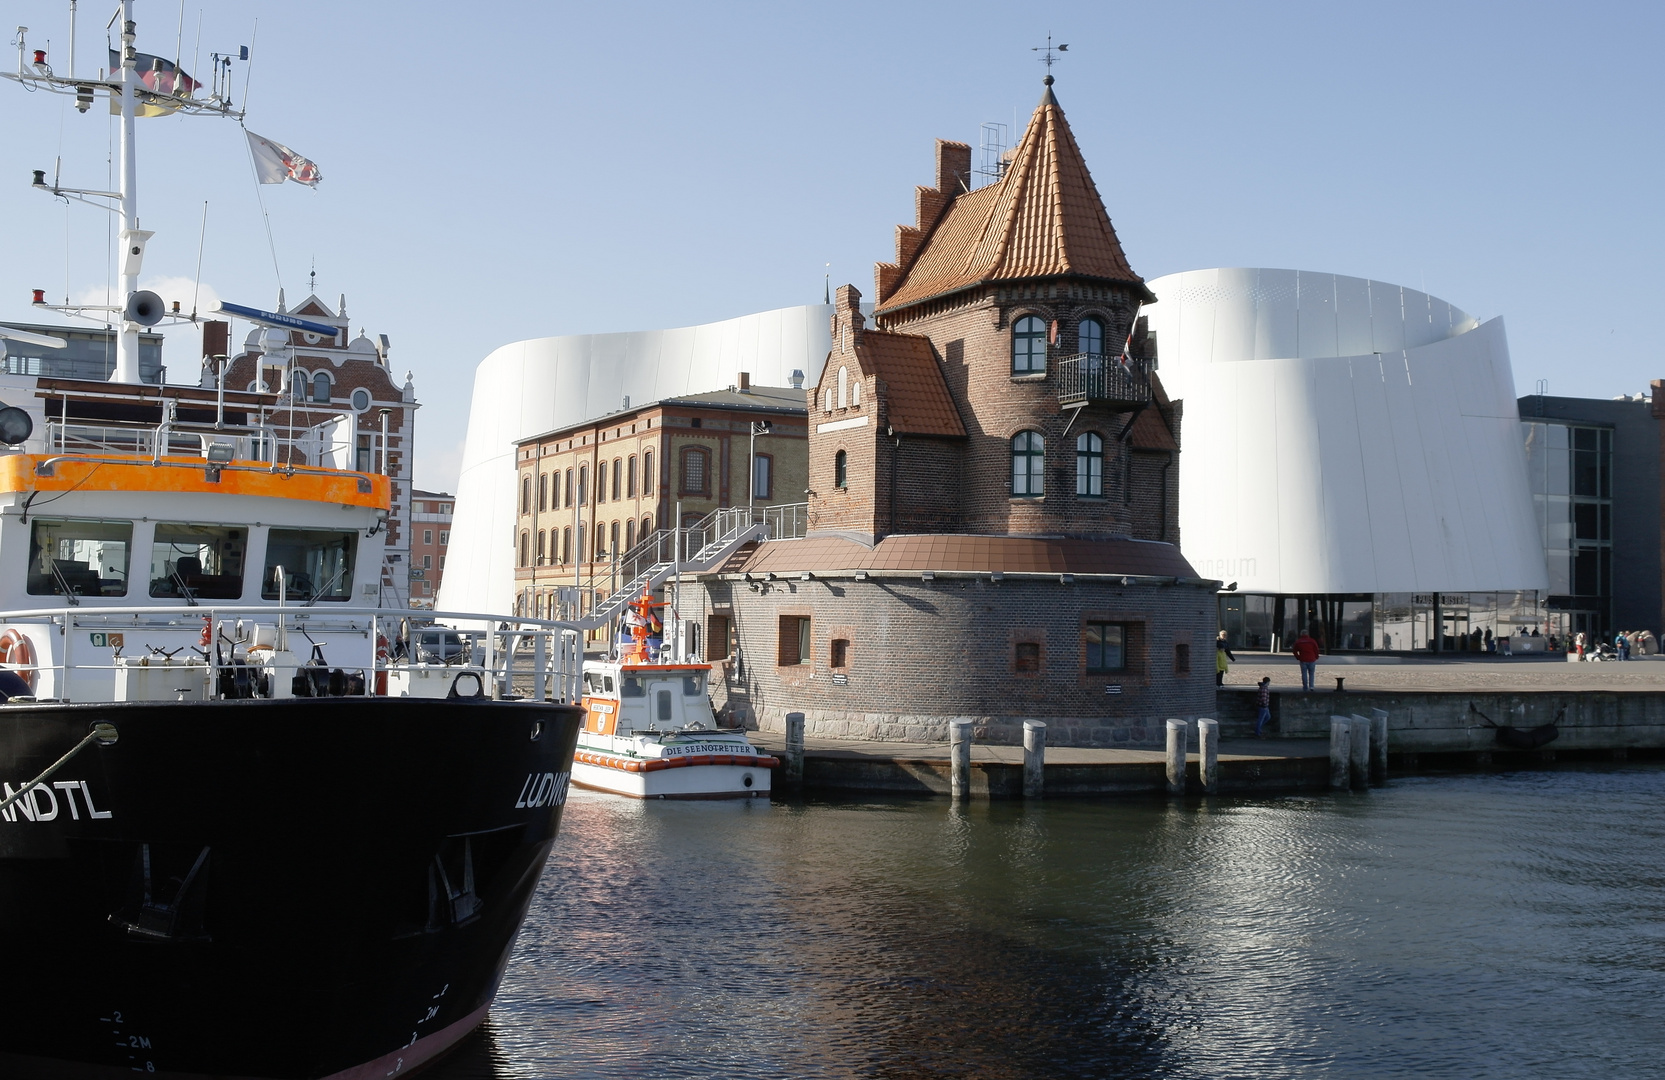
[438,304,834,615]
[1146,268,1549,652]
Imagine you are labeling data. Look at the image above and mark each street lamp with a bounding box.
[748,419,772,514]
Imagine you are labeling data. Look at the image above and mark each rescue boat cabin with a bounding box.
[581,662,713,736]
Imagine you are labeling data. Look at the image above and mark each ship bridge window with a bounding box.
[682,673,705,697]
[620,675,646,698]
[27,518,132,597]
[262,528,357,602]
[149,523,245,600]
[656,688,673,721]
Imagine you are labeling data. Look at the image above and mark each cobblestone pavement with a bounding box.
[1222,655,1665,692]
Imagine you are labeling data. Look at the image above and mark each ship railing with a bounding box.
[0,605,589,706]
[45,419,286,464]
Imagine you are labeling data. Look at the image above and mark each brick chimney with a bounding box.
[202,320,228,359]
[737,371,751,393]
[831,284,865,358]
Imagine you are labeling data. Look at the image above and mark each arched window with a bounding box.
[626,519,636,549]
[519,531,529,567]
[536,530,546,563]
[610,520,620,555]
[562,527,571,564]
[1079,318,1105,358]
[595,522,607,559]
[538,473,548,511]
[643,451,654,496]
[612,458,622,501]
[312,371,331,403]
[641,514,653,538]
[578,464,588,505]
[564,468,574,507]
[521,475,531,515]
[291,372,308,404]
[627,455,637,498]
[1012,315,1047,374]
[1077,432,1104,497]
[851,380,861,407]
[680,447,709,495]
[834,449,848,489]
[1012,431,1044,497]
[838,366,849,408]
[824,387,834,413]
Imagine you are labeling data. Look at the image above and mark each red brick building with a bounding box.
[408,489,454,608]
[697,78,1215,747]
[220,292,418,606]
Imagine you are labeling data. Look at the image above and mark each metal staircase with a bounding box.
[565,505,792,631]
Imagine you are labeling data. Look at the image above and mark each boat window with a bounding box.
[262,528,356,602]
[583,672,601,694]
[604,675,615,693]
[150,523,245,600]
[682,674,705,697]
[28,518,132,597]
[620,676,646,698]
[656,688,673,721]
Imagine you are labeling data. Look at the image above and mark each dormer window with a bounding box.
[1012,315,1047,374]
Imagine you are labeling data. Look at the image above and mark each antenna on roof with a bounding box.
[1031,34,1069,73]
[977,122,1008,187]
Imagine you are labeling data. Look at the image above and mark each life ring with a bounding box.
[0,629,38,691]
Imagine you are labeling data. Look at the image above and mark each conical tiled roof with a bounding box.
[876,79,1144,314]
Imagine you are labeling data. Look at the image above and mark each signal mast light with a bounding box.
[31,290,45,305]
[32,51,45,65]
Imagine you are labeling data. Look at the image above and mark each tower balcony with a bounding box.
[1055,354,1152,410]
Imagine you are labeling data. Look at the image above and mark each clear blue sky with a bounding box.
[4,0,1660,491]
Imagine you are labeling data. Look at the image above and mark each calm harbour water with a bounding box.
[429,766,1665,1079]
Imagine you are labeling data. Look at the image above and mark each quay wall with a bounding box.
[1256,689,1665,754]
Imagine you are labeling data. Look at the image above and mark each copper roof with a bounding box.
[861,331,965,437]
[877,82,1144,313]
[732,533,1198,577]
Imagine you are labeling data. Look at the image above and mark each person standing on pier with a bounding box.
[1292,630,1320,691]
[1216,630,1236,686]
[1253,677,1273,737]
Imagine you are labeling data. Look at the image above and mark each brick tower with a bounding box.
[696,78,1215,748]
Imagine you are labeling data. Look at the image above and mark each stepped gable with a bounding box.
[875,78,1145,315]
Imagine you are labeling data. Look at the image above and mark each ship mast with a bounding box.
[6,0,243,385]
[115,0,141,384]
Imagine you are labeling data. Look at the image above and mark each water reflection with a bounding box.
[429,768,1665,1079]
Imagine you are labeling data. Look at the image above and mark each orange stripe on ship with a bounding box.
[0,454,390,509]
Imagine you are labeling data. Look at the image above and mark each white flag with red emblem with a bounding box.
[245,130,322,188]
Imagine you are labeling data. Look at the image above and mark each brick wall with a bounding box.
[696,571,1216,746]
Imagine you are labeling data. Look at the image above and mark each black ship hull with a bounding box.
[0,695,582,1079]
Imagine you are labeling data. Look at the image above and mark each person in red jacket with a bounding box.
[1292,630,1321,691]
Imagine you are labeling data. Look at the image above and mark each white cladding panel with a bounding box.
[439,305,835,615]
[1148,269,1546,596]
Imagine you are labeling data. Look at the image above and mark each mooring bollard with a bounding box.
[950,719,972,800]
[1370,708,1389,785]
[1348,715,1370,789]
[1329,717,1351,789]
[1165,719,1187,796]
[784,712,805,788]
[1197,718,1219,794]
[1022,720,1045,799]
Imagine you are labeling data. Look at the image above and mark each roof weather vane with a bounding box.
[1032,35,1069,73]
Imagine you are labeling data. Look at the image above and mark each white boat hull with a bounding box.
[571,749,775,800]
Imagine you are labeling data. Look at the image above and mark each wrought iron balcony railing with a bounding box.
[1054,354,1152,410]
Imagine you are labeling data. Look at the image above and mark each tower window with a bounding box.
[1012,315,1047,374]
[1079,317,1105,357]
[1012,431,1044,497]
[1077,432,1104,497]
